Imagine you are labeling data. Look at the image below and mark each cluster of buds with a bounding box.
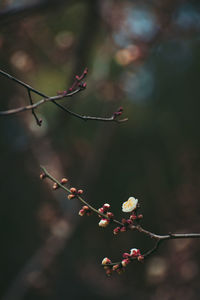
[52,177,69,190]
[102,248,144,276]
[79,205,92,216]
[57,68,88,96]
[113,196,142,235]
[122,248,144,265]
[68,187,83,200]
[98,203,114,228]
[40,173,69,191]
[113,106,123,119]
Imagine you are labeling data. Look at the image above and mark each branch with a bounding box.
[0,69,127,124]
[40,167,200,276]
[40,166,123,227]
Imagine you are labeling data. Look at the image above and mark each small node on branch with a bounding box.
[61,178,68,184]
[52,183,59,190]
[40,172,46,180]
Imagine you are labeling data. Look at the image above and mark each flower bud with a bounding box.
[99,219,110,228]
[121,259,130,267]
[130,248,140,257]
[103,203,110,211]
[105,269,112,276]
[120,226,127,232]
[77,189,83,195]
[83,205,89,210]
[112,264,120,271]
[40,173,46,180]
[122,252,130,259]
[61,178,68,184]
[52,183,58,190]
[102,257,111,265]
[68,194,75,200]
[106,212,114,219]
[137,255,144,262]
[137,214,143,219]
[70,187,77,194]
[130,214,137,221]
[113,227,121,235]
[79,209,85,216]
[98,207,104,214]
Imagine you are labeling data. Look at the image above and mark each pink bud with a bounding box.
[83,205,89,210]
[98,207,104,214]
[137,255,144,262]
[70,187,77,194]
[130,214,137,221]
[121,259,131,267]
[106,212,114,219]
[99,219,110,228]
[113,227,121,235]
[126,219,133,225]
[84,68,88,75]
[103,203,111,211]
[105,269,112,276]
[120,226,127,232]
[121,218,127,224]
[61,178,68,184]
[122,252,130,259]
[102,257,111,265]
[79,209,85,216]
[52,183,59,190]
[130,248,141,257]
[77,189,83,195]
[40,173,46,180]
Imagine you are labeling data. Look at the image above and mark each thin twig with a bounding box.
[27,89,41,126]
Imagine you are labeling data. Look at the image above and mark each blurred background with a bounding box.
[0,0,200,299]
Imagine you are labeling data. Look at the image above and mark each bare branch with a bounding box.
[0,69,127,124]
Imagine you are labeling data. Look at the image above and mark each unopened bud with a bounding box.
[137,214,143,219]
[70,187,77,194]
[130,214,137,221]
[40,173,46,180]
[121,259,130,267]
[79,209,85,216]
[83,205,89,210]
[120,226,127,232]
[99,219,110,228]
[102,257,111,265]
[130,248,140,257]
[61,178,68,184]
[103,203,110,211]
[52,183,58,190]
[77,189,83,195]
[137,255,144,262]
[113,227,121,235]
[122,252,130,259]
[106,212,114,219]
[68,194,75,200]
[105,269,112,276]
[112,264,120,271]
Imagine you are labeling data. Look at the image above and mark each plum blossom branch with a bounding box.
[40,166,123,226]
[0,68,128,124]
[40,167,200,276]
